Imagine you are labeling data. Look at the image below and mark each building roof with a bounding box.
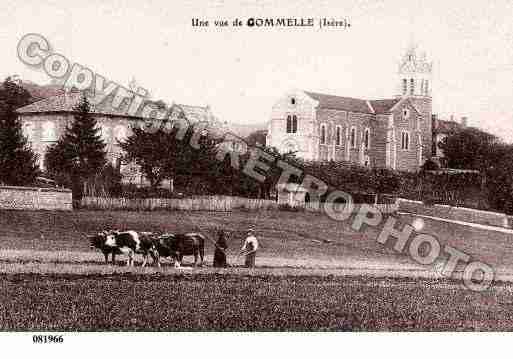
[304,91,373,114]
[369,99,401,114]
[304,91,402,115]
[16,91,215,125]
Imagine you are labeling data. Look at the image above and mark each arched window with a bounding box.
[286,115,292,133]
[335,126,341,146]
[401,131,410,150]
[364,128,370,150]
[41,121,57,142]
[320,124,326,144]
[290,97,296,105]
[350,127,356,148]
[292,115,298,133]
[402,79,407,95]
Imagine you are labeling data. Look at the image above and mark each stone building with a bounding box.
[266,45,433,172]
[16,90,218,184]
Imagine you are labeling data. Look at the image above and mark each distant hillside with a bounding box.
[227,122,267,138]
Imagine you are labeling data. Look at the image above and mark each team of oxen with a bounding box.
[88,230,207,268]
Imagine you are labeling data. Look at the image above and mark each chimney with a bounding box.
[461,116,467,128]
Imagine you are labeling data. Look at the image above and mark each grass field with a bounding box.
[1,209,513,331]
[1,272,513,331]
[1,209,512,270]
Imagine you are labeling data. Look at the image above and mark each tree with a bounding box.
[45,94,107,201]
[0,77,39,185]
[439,127,499,170]
[120,120,220,193]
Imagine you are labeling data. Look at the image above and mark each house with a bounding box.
[266,45,433,172]
[16,89,220,185]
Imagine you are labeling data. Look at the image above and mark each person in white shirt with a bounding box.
[240,229,259,268]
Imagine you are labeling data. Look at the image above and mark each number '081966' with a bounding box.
[32,335,64,344]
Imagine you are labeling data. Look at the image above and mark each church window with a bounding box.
[286,115,297,133]
[410,78,415,95]
[41,121,57,142]
[402,79,407,94]
[291,97,296,105]
[320,124,327,144]
[350,127,356,148]
[364,128,370,150]
[401,131,410,150]
[335,126,341,146]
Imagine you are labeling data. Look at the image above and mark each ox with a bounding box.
[88,230,156,267]
[153,232,205,268]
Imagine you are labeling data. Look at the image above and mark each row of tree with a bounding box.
[1,76,512,212]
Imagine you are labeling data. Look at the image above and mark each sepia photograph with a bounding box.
[1,0,513,355]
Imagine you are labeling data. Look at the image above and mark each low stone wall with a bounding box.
[398,198,510,228]
[0,186,72,211]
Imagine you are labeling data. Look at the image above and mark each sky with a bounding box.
[3,0,513,141]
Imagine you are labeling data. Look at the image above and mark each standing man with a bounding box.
[240,228,259,268]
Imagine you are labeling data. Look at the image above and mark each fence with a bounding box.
[0,186,72,211]
[81,196,279,211]
[81,195,399,214]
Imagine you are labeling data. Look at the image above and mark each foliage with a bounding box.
[439,127,499,170]
[0,77,40,185]
[45,94,107,201]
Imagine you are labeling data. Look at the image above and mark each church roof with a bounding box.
[304,91,401,115]
[304,91,373,114]
[369,99,401,114]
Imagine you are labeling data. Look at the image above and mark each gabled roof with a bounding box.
[304,91,373,114]
[369,99,401,114]
[16,91,215,124]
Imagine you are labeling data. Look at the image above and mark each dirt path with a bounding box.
[2,248,513,285]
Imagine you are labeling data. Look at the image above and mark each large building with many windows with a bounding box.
[266,45,433,171]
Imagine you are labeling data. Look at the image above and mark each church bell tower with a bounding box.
[397,44,433,164]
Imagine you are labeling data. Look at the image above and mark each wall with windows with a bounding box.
[316,109,373,165]
[18,113,135,170]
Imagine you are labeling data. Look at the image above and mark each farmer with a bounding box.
[240,228,259,268]
[213,229,229,268]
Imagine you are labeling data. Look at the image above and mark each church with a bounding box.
[266,45,433,172]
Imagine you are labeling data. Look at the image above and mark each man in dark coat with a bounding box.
[213,230,229,268]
